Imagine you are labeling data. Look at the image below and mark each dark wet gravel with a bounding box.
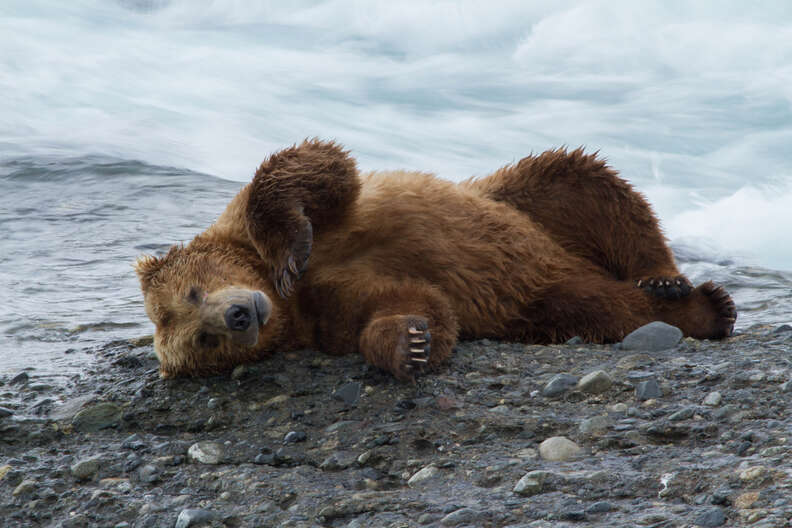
[2,325,792,527]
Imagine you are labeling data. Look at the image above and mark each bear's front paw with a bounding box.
[273,213,313,298]
[636,276,692,300]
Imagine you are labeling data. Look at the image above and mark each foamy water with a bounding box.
[1,1,790,379]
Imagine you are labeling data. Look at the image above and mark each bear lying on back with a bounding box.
[136,140,736,381]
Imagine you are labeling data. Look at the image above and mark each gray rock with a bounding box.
[635,378,662,400]
[122,433,147,450]
[514,472,546,496]
[284,431,307,443]
[206,397,221,410]
[138,464,159,483]
[187,441,224,464]
[71,402,122,432]
[0,406,13,418]
[12,479,37,496]
[694,507,726,527]
[669,406,696,421]
[703,391,722,406]
[319,451,356,471]
[621,321,682,351]
[70,456,102,480]
[407,465,439,487]
[586,501,613,514]
[577,370,613,394]
[542,373,579,397]
[440,507,481,526]
[780,380,792,393]
[539,436,582,461]
[333,382,362,406]
[175,509,218,528]
[579,414,610,436]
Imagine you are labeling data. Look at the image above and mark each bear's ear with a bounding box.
[134,255,166,292]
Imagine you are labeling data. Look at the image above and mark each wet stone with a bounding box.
[71,402,122,432]
[621,321,683,351]
[175,509,218,528]
[585,501,613,514]
[694,506,726,527]
[408,465,439,487]
[514,473,544,496]
[539,436,581,461]
[138,464,159,483]
[70,456,102,480]
[13,479,36,496]
[333,382,362,406]
[0,406,13,418]
[542,373,578,397]
[121,433,147,450]
[669,406,696,421]
[440,507,481,526]
[577,370,613,394]
[579,414,610,436]
[187,441,224,464]
[636,378,661,400]
[284,431,307,444]
[703,391,722,406]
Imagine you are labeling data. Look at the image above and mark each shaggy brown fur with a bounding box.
[136,139,737,381]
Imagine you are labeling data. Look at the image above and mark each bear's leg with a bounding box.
[531,271,736,342]
[466,149,688,297]
[310,274,458,381]
[246,139,361,297]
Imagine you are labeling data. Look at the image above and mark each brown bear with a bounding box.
[135,139,736,381]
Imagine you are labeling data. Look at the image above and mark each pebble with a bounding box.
[513,472,544,496]
[121,433,147,450]
[175,509,218,528]
[407,465,439,487]
[70,456,102,480]
[230,365,249,380]
[539,436,582,461]
[333,382,362,406]
[13,479,36,496]
[635,378,662,400]
[71,402,122,432]
[137,464,159,483]
[542,373,578,397]
[579,414,610,436]
[585,501,613,514]
[621,321,682,351]
[207,397,221,410]
[735,491,759,509]
[187,441,224,464]
[694,507,726,527]
[608,403,628,413]
[284,431,307,444]
[739,466,767,482]
[440,507,480,526]
[703,391,722,406]
[577,370,613,394]
[779,380,792,393]
[669,406,696,421]
[0,406,13,418]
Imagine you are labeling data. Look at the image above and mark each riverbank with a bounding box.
[2,325,791,527]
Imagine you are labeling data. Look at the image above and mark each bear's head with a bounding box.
[135,241,282,377]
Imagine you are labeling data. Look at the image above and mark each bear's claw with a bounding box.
[398,319,431,380]
[273,215,313,298]
[636,276,693,300]
[700,281,737,338]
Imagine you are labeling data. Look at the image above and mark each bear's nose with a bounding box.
[224,304,252,332]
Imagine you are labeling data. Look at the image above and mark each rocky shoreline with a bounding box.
[2,324,792,527]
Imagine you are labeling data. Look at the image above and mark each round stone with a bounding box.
[542,373,578,397]
[539,436,582,461]
[577,370,613,394]
[703,391,722,406]
[621,321,683,352]
[175,509,217,528]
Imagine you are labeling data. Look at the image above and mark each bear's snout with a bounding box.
[225,304,252,331]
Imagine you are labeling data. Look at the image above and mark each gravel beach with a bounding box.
[2,324,791,527]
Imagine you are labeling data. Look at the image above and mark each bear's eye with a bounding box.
[196,331,220,349]
[186,287,202,305]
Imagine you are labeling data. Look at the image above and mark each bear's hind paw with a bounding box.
[395,317,431,381]
[636,275,693,300]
